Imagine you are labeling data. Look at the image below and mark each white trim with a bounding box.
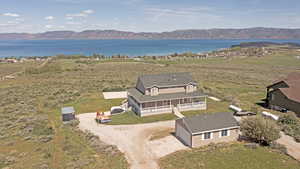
[147,83,197,89]
[202,132,213,140]
[219,129,230,138]
[193,126,239,135]
[138,95,207,103]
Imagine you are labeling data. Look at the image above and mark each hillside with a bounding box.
[1,27,300,40]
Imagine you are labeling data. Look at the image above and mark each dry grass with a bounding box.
[149,128,174,141]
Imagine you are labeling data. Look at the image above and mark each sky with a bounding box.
[0,0,300,33]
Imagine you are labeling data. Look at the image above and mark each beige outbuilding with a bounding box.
[175,112,240,147]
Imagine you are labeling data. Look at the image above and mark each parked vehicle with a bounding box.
[229,105,256,116]
[110,106,125,115]
[95,111,111,123]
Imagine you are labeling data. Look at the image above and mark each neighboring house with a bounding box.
[127,72,207,116]
[266,72,300,114]
[175,112,240,147]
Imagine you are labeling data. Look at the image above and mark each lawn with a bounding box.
[108,111,177,125]
[159,143,300,169]
[66,93,124,114]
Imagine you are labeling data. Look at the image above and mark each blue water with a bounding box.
[0,39,300,58]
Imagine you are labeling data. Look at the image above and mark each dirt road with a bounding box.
[77,113,187,169]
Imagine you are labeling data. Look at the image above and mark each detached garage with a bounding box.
[175,112,240,148]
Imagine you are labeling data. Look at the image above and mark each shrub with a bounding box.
[278,112,300,142]
[25,63,62,74]
[240,116,280,145]
[278,112,299,125]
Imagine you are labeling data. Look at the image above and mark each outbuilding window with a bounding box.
[221,130,228,136]
[219,129,230,137]
[203,132,211,140]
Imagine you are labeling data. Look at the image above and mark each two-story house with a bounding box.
[127,72,207,116]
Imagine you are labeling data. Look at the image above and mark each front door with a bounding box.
[171,99,180,107]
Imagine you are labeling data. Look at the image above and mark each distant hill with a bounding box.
[1,27,300,40]
[232,42,300,48]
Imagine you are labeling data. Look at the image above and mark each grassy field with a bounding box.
[0,47,300,168]
[159,143,300,169]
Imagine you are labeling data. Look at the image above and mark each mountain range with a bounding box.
[1,27,300,40]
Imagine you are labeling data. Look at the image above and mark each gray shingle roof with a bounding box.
[137,72,197,89]
[61,107,75,114]
[180,112,239,134]
[128,88,205,103]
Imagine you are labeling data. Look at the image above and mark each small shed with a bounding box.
[61,107,75,122]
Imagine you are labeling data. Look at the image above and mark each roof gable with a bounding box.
[269,72,300,88]
[279,86,300,103]
[269,73,300,103]
[138,72,197,89]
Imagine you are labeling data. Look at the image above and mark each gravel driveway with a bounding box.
[276,132,300,161]
[77,113,188,169]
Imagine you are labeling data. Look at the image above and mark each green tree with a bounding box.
[240,116,280,145]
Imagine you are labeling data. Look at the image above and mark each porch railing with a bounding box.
[140,101,205,114]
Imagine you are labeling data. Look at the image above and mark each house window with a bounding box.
[203,132,211,140]
[221,130,228,137]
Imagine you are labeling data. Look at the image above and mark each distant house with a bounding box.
[61,107,76,122]
[175,112,240,147]
[266,72,300,114]
[127,72,207,116]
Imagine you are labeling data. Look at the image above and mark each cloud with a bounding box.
[45,16,55,20]
[45,25,65,29]
[66,9,95,18]
[82,9,94,14]
[2,13,20,17]
[66,21,82,25]
[144,7,220,23]
[66,13,87,17]
[45,25,54,29]
[15,18,25,22]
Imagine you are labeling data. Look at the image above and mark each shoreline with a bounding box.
[0,39,300,59]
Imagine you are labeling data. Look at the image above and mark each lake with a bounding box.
[0,39,300,58]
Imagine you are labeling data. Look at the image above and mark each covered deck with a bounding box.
[128,88,207,116]
[140,97,206,115]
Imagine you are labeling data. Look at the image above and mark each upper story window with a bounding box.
[150,87,158,96]
[186,84,195,93]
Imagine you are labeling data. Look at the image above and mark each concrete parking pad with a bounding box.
[208,96,221,101]
[102,91,127,99]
